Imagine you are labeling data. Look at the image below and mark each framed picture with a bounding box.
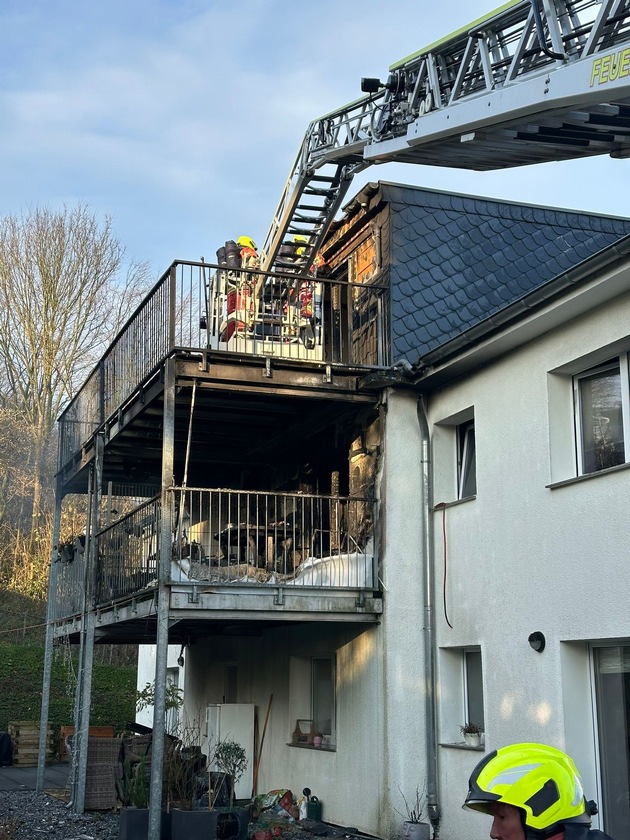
[292,719,313,744]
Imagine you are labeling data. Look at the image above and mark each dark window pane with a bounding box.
[312,657,334,736]
[465,650,484,731]
[458,422,477,498]
[594,646,630,837]
[579,366,624,473]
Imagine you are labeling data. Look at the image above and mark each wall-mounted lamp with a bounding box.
[528,631,546,653]
[177,644,185,668]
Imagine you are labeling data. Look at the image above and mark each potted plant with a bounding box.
[460,722,483,747]
[119,756,171,840]
[168,719,218,840]
[396,784,430,840]
[212,740,250,840]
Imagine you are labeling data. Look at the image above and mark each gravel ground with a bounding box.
[0,791,360,840]
[0,791,119,840]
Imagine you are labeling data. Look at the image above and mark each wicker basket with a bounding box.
[65,736,122,811]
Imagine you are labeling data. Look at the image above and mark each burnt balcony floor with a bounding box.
[59,351,381,494]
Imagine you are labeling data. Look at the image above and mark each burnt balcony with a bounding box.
[51,487,382,641]
[58,259,390,483]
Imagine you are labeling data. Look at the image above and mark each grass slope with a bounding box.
[0,642,136,753]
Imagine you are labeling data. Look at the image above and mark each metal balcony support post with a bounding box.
[148,357,176,840]
[99,359,105,429]
[36,473,64,792]
[73,430,103,813]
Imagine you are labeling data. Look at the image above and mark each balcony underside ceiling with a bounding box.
[60,353,381,494]
[53,594,381,645]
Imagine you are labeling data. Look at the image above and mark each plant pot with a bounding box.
[119,807,171,840]
[463,732,481,747]
[171,808,219,840]
[403,821,430,840]
[215,806,250,840]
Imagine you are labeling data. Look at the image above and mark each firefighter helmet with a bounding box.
[463,743,591,836]
[293,235,308,257]
[237,236,257,252]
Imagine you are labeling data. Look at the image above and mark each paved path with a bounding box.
[0,762,69,791]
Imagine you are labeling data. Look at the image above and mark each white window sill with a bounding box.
[547,460,630,489]
[432,495,477,511]
[439,741,485,751]
[287,742,336,752]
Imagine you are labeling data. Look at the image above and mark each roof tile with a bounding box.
[381,184,630,363]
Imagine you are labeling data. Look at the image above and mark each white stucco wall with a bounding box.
[136,644,182,729]
[134,276,630,840]
[425,285,630,839]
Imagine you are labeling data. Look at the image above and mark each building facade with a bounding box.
[43,183,630,839]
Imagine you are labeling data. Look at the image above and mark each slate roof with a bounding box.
[380,183,630,366]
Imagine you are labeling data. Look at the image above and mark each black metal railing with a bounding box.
[86,488,376,608]
[58,260,390,471]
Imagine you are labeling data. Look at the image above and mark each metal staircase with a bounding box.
[261,0,630,274]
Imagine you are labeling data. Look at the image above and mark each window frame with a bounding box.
[462,647,484,733]
[288,653,336,749]
[457,419,477,499]
[311,655,336,744]
[573,354,630,476]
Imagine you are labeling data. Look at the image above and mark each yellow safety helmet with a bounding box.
[293,235,308,257]
[237,236,257,251]
[463,743,592,836]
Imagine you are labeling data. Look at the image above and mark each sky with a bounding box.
[1,0,628,279]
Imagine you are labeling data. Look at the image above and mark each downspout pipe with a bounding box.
[417,395,440,833]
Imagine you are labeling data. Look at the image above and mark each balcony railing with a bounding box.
[83,488,377,610]
[58,261,390,471]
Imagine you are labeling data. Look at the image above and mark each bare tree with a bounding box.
[0,204,152,549]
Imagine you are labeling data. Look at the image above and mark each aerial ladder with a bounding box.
[260,0,630,275]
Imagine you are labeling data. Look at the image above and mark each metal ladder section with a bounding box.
[261,0,630,274]
[260,96,376,275]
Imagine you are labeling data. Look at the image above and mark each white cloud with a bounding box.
[0,0,627,273]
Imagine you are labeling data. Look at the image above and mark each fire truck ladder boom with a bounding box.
[261,0,630,274]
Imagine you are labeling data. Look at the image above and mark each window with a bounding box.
[312,657,335,738]
[575,356,630,475]
[223,664,238,703]
[439,646,485,743]
[433,408,477,503]
[593,644,630,837]
[289,654,336,747]
[464,649,484,732]
[457,420,477,498]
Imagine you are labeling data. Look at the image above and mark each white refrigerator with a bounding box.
[206,703,255,800]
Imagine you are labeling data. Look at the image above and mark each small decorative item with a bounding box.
[460,722,482,747]
[312,733,323,748]
[292,719,314,745]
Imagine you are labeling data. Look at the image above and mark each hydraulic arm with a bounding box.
[261,0,630,273]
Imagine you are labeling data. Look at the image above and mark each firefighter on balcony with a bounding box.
[237,235,259,269]
[463,743,615,840]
